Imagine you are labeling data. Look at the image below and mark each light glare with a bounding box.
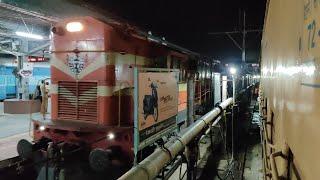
[107,132,115,140]
[15,31,43,40]
[39,125,46,131]
[66,22,83,32]
[229,67,237,75]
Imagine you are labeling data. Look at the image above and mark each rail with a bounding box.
[118,98,233,180]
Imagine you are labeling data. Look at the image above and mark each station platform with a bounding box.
[0,100,51,161]
[0,132,31,161]
[0,102,31,138]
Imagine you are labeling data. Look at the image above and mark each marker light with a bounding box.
[39,125,46,131]
[15,31,43,40]
[66,22,83,32]
[107,132,115,140]
[229,67,237,75]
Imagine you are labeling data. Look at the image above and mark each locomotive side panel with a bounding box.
[261,0,320,178]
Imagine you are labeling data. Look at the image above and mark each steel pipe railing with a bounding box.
[118,98,233,180]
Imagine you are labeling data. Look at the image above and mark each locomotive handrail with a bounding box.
[262,119,275,149]
[264,137,289,180]
[260,106,271,179]
[262,120,276,179]
[118,98,233,180]
[261,111,286,180]
[270,151,282,180]
[261,140,272,177]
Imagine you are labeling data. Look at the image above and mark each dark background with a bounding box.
[88,0,266,63]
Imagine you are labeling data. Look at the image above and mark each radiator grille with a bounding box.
[58,81,97,122]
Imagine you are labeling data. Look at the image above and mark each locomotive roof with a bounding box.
[92,16,200,58]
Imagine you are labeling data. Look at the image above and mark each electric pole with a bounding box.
[242,11,246,63]
[208,11,261,63]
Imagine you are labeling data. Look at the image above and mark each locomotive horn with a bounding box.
[17,138,51,159]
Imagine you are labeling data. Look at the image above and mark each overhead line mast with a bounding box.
[208,11,261,63]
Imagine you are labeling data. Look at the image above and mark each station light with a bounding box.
[66,22,83,32]
[107,132,115,140]
[229,67,237,75]
[15,31,44,40]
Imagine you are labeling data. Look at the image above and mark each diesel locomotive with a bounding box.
[13,16,222,179]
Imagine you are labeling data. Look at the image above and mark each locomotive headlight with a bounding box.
[107,132,115,140]
[66,22,83,32]
[39,125,46,131]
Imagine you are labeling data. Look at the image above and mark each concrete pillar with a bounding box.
[222,76,227,101]
[213,73,221,105]
[17,56,23,99]
[242,76,245,89]
[17,39,29,99]
[232,75,236,103]
[187,77,194,126]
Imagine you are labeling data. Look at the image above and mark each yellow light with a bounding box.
[66,22,83,32]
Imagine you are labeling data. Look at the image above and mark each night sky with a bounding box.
[88,0,266,63]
